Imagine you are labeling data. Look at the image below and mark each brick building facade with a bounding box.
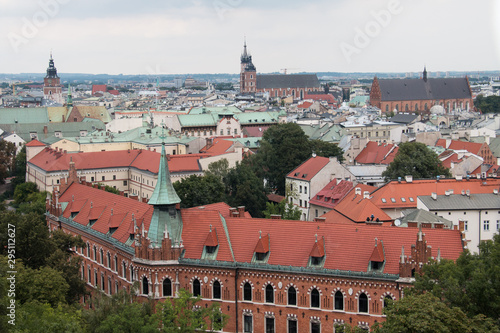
[370,68,473,114]
[46,143,464,332]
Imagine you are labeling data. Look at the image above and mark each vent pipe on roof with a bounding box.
[431,192,437,200]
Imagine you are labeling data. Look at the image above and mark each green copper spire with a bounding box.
[66,84,73,107]
[148,143,180,206]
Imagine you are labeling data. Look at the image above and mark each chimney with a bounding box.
[237,206,245,216]
[314,217,326,223]
[431,192,437,200]
[363,191,370,199]
[355,187,361,195]
[270,214,281,220]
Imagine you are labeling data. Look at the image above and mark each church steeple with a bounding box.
[147,141,182,247]
[423,66,428,82]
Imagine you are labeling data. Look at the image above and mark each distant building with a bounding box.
[43,53,63,104]
[239,41,322,99]
[370,68,473,114]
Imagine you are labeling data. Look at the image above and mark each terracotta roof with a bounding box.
[436,139,483,155]
[201,138,234,154]
[287,156,330,181]
[309,180,353,209]
[355,141,398,165]
[471,164,500,175]
[267,193,285,203]
[334,185,392,223]
[59,183,153,246]
[370,178,500,210]
[92,85,107,95]
[25,139,46,147]
[298,101,313,109]
[243,126,269,138]
[369,239,385,262]
[440,152,462,168]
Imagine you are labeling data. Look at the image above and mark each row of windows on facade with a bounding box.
[350,130,389,138]
[183,128,238,137]
[435,218,500,232]
[384,101,470,112]
[242,316,367,333]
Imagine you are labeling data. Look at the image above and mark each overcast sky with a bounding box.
[1,0,499,75]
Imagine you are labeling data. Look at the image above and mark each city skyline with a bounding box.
[1,0,499,75]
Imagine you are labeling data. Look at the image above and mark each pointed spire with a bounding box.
[423,65,428,82]
[148,143,181,206]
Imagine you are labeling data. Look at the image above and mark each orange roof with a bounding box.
[59,183,153,246]
[57,182,463,275]
[287,156,330,181]
[472,164,500,175]
[370,177,500,209]
[26,139,45,147]
[440,152,462,168]
[309,180,353,209]
[436,139,483,155]
[201,138,234,154]
[334,185,392,223]
[369,239,385,262]
[298,101,313,109]
[355,141,398,165]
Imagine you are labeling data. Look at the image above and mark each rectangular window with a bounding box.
[299,186,302,193]
[123,180,127,186]
[220,130,223,135]
[497,220,500,231]
[315,210,318,218]
[265,317,275,333]
[484,220,490,231]
[464,221,468,231]
[244,315,252,333]
[88,267,91,283]
[113,175,116,180]
[288,320,297,333]
[102,176,105,181]
[311,322,320,333]
[234,129,238,135]
[304,187,307,194]
[91,177,94,182]
[299,200,302,207]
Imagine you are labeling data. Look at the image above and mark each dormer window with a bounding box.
[89,219,97,226]
[309,235,325,268]
[252,232,270,263]
[202,225,218,260]
[369,238,385,272]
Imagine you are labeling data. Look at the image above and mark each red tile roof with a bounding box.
[333,185,392,223]
[355,141,398,165]
[298,101,313,109]
[26,139,45,147]
[471,164,500,175]
[370,178,500,210]
[243,126,269,137]
[439,151,462,168]
[287,156,330,181]
[59,183,153,246]
[309,180,353,209]
[304,93,337,105]
[436,139,483,155]
[200,138,234,154]
[57,182,463,275]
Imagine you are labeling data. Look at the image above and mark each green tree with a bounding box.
[157,288,228,332]
[83,285,158,333]
[205,158,230,182]
[0,140,16,184]
[411,233,500,325]
[382,142,451,180]
[373,292,499,333]
[13,302,84,333]
[309,139,344,162]
[475,94,500,114]
[263,199,301,220]
[96,183,120,195]
[11,145,26,188]
[173,174,225,208]
[254,123,311,195]
[225,162,267,217]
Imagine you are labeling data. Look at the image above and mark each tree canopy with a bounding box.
[173,174,225,208]
[475,94,500,114]
[0,140,16,184]
[382,141,451,180]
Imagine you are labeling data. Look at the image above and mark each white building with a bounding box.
[417,192,500,253]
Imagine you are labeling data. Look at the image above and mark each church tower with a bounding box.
[240,39,257,93]
[43,53,63,104]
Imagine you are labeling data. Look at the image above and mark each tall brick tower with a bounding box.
[43,52,63,104]
[240,40,256,93]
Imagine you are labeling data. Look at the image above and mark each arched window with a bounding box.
[425,103,428,110]
[163,278,172,297]
[93,246,97,261]
[243,282,252,301]
[405,104,409,111]
[395,104,399,111]
[86,243,90,257]
[193,279,201,297]
[415,103,418,111]
[311,288,320,308]
[334,291,344,310]
[142,276,149,295]
[288,286,296,306]
[213,280,221,299]
[359,293,368,313]
[265,284,274,303]
[385,105,389,112]
[107,252,111,268]
[122,262,127,279]
[100,249,103,264]
[383,295,393,308]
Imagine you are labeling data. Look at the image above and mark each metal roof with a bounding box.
[378,78,471,101]
[419,193,500,210]
[257,74,320,89]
